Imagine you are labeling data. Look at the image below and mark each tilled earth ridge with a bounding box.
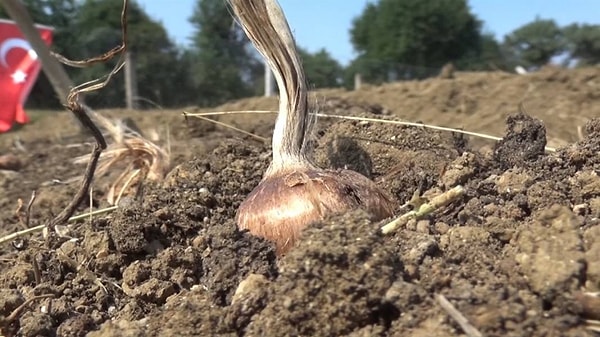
[0,68,599,336]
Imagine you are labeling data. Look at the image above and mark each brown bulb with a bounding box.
[237,168,395,254]
[229,0,395,254]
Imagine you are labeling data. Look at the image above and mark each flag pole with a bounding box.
[1,0,87,129]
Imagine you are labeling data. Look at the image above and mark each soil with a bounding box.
[1,66,600,336]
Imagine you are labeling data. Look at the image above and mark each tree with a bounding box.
[564,23,600,66]
[72,0,193,108]
[349,0,483,81]
[188,0,261,107]
[503,18,565,69]
[2,0,194,108]
[298,48,343,89]
[457,32,512,71]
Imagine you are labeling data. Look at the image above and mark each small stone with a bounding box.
[405,218,417,231]
[496,169,532,195]
[440,152,477,188]
[434,222,450,234]
[232,273,268,304]
[415,220,430,234]
[407,239,438,264]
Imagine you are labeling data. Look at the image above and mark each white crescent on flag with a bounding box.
[0,19,53,132]
[0,37,38,69]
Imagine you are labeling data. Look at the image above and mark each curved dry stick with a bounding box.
[48,105,105,229]
[51,2,128,68]
[0,294,54,330]
[47,0,129,229]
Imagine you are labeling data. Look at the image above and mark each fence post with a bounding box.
[354,73,362,90]
[124,51,138,109]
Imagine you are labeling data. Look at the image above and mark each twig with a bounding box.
[57,249,107,293]
[14,191,36,229]
[89,186,93,224]
[381,185,465,234]
[46,0,129,229]
[182,111,267,142]
[14,198,24,229]
[184,110,558,153]
[436,294,484,337]
[47,111,104,230]
[0,294,54,331]
[50,0,127,68]
[586,319,600,332]
[32,254,41,286]
[24,190,36,228]
[0,206,118,246]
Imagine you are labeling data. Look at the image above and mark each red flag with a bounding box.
[0,19,53,132]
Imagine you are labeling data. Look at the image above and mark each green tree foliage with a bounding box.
[298,48,343,89]
[1,0,194,108]
[188,0,261,106]
[72,0,193,108]
[349,0,484,82]
[503,18,565,69]
[456,32,513,71]
[564,23,600,66]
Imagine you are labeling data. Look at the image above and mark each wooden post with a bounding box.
[354,73,362,90]
[124,51,138,109]
[264,61,274,97]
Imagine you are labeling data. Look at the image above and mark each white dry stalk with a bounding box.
[436,294,484,337]
[586,319,600,332]
[381,185,465,234]
[228,0,316,175]
[183,112,268,143]
[183,110,558,153]
[0,206,118,246]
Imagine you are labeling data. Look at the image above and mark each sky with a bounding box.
[138,0,600,66]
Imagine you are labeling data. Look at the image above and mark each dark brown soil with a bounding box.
[1,67,600,337]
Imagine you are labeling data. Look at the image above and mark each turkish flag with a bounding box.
[0,19,53,132]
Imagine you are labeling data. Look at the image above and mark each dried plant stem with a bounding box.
[57,248,108,293]
[0,206,118,246]
[182,112,267,142]
[45,0,128,230]
[32,255,42,285]
[228,0,313,174]
[0,294,54,329]
[586,319,600,332]
[48,139,104,229]
[184,110,558,153]
[381,185,465,234]
[436,294,484,337]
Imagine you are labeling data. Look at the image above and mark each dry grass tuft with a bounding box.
[75,114,170,205]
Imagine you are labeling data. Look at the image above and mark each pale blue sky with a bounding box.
[138,0,600,65]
